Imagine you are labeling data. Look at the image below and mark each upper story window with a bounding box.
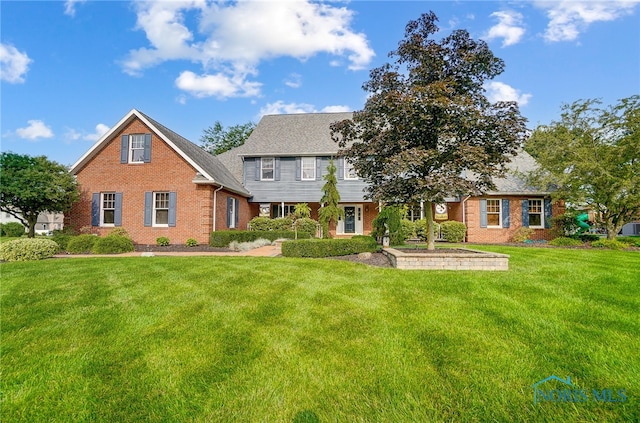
[344,159,358,180]
[528,199,544,228]
[486,199,502,227]
[121,133,151,164]
[261,157,274,180]
[301,157,316,180]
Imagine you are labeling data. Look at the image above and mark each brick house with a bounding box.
[67,109,562,244]
[67,109,251,245]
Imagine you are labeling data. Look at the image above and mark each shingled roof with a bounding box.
[70,109,249,197]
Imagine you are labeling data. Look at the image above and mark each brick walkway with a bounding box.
[54,244,282,258]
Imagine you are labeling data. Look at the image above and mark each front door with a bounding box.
[344,206,356,233]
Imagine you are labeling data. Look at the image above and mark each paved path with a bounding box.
[54,244,282,259]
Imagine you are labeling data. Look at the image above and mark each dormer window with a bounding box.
[121,133,151,164]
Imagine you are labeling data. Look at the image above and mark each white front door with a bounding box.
[336,204,363,235]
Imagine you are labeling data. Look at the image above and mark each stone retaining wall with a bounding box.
[382,248,509,271]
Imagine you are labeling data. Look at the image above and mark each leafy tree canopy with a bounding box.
[330,11,527,248]
[525,96,640,239]
[200,121,256,155]
[0,152,79,237]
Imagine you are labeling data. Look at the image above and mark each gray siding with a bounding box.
[244,157,369,203]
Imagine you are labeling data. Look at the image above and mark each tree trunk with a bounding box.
[425,200,435,250]
[26,215,38,238]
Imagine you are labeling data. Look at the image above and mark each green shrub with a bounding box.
[108,228,131,239]
[281,238,379,258]
[210,230,311,247]
[92,235,134,254]
[228,238,272,252]
[248,216,273,231]
[573,233,600,242]
[414,219,440,241]
[439,221,466,243]
[401,219,416,239]
[66,234,98,254]
[271,217,293,231]
[549,237,584,247]
[50,233,73,251]
[372,206,404,245]
[156,237,170,246]
[0,238,59,261]
[511,227,534,243]
[185,238,198,247]
[1,222,26,237]
[294,218,319,237]
[617,236,640,247]
[591,239,630,250]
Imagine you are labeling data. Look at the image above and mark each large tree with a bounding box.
[526,96,640,239]
[200,121,256,155]
[331,12,527,249]
[0,153,79,237]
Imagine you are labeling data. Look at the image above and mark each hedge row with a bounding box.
[210,230,312,247]
[281,236,379,258]
[0,238,59,262]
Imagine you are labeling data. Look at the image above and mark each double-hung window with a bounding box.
[528,199,543,228]
[129,134,146,162]
[301,157,315,180]
[102,192,116,225]
[154,192,170,226]
[344,159,358,179]
[261,158,274,180]
[486,199,502,227]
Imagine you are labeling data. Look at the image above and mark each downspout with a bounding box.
[213,185,224,232]
[461,195,471,243]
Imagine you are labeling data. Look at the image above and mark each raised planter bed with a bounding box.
[381,247,509,271]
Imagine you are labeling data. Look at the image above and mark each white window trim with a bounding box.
[229,197,237,229]
[528,199,544,229]
[301,157,316,181]
[261,157,274,181]
[129,134,146,164]
[153,192,170,227]
[486,199,502,228]
[101,192,116,227]
[344,159,358,180]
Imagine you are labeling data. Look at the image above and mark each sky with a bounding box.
[1,0,639,167]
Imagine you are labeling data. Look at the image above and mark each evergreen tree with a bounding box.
[318,159,344,238]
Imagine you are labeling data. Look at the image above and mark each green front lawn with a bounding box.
[1,247,638,422]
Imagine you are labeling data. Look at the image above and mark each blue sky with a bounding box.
[2,0,639,166]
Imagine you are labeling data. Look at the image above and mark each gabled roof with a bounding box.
[487,150,549,195]
[69,109,250,197]
[217,112,352,181]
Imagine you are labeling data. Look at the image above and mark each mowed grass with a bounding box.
[1,247,638,422]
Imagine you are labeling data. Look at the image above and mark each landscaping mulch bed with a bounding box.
[134,244,232,253]
[326,252,392,267]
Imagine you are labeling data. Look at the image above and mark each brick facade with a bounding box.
[67,118,250,245]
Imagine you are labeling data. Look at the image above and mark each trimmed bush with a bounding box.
[66,234,98,254]
[186,238,198,247]
[51,233,73,251]
[549,237,584,247]
[511,227,534,243]
[156,237,170,246]
[210,230,311,247]
[401,219,416,239]
[271,217,294,231]
[574,233,600,242]
[1,222,26,237]
[0,238,59,261]
[281,238,379,258]
[439,221,466,243]
[108,228,131,238]
[92,235,135,254]
[617,236,640,247]
[591,239,630,250]
[294,218,319,237]
[248,216,273,231]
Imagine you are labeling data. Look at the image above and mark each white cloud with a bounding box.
[0,43,32,84]
[536,1,639,42]
[285,73,302,89]
[259,101,350,116]
[16,120,54,140]
[485,81,532,106]
[485,10,525,47]
[83,123,109,141]
[122,1,374,98]
[64,0,86,17]
[175,70,261,98]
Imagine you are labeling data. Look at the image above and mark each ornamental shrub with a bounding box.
[66,234,98,254]
[439,221,466,242]
[271,217,294,231]
[156,237,170,246]
[0,238,59,261]
[228,238,272,252]
[549,237,584,247]
[210,230,311,247]
[248,216,273,231]
[591,239,630,250]
[401,219,416,240]
[372,206,404,245]
[511,227,534,243]
[281,238,379,258]
[1,222,26,237]
[617,236,640,247]
[573,233,600,242]
[294,218,319,237]
[108,228,131,239]
[92,235,134,254]
[186,238,199,247]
